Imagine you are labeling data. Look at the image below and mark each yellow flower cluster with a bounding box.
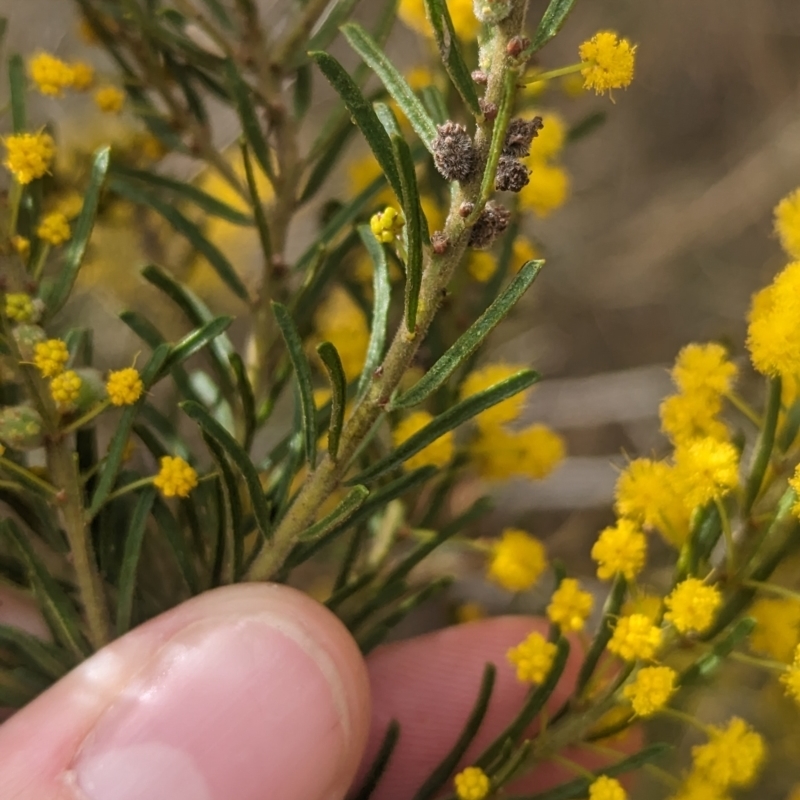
[370,206,404,243]
[775,187,800,259]
[781,644,800,705]
[591,518,646,581]
[607,613,662,661]
[487,528,546,592]
[398,0,479,41]
[519,111,570,219]
[579,32,637,96]
[153,455,198,498]
[37,211,72,246]
[690,717,765,791]
[546,577,593,632]
[5,293,34,323]
[28,52,75,96]
[664,578,721,635]
[461,363,528,428]
[106,368,144,406]
[749,596,800,662]
[392,410,454,471]
[673,437,739,511]
[94,85,126,113]
[11,235,31,258]
[70,61,95,90]
[314,287,369,381]
[3,131,56,185]
[50,370,82,411]
[453,766,490,800]
[507,630,557,684]
[33,339,70,378]
[588,775,627,800]
[623,665,676,717]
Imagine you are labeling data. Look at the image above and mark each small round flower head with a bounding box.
[11,235,31,259]
[547,578,593,632]
[518,163,569,218]
[398,0,479,41]
[314,287,369,381]
[106,367,144,406]
[659,392,729,447]
[503,117,544,158]
[668,772,728,800]
[749,597,800,662]
[691,717,765,789]
[50,370,82,412]
[69,61,95,91]
[775,187,800,259]
[672,343,737,397]
[488,528,547,592]
[673,437,739,512]
[615,458,681,530]
[495,156,530,192]
[3,131,56,185]
[588,775,627,800]
[5,294,34,323]
[29,52,74,96]
[432,122,477,183]
[37,211,72,246]
[623,665,677,716]
[34,339,69,378]
[467,251,497,282]
[608,613,662,661]
[470,423,565,482]
[579,31,637,96]
[591,519,647,581]
[781,652,800,706]
[507,630,557,683]
[454,766,490,800]
[370,206,404,243]
[94,85,125,113]
[529,112,566,162]
[154,455,198,498]
[467,202,511,249]
[392,410,454,471]
[664,578,721,635]
[460,363,529,428]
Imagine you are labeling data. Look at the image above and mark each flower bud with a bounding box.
[503,117,544,158]
[495,156,530,193]
[432,122,477,183]
[468,202,511,249]
[75,368,108,415]
[0,405,45,450]
[370,206,404,243]
[12,324,46,360]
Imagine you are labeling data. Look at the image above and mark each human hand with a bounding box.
[0,584,608,800]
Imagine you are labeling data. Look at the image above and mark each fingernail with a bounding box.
[70,615,352,800]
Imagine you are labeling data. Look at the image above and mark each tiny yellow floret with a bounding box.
[672,343,737,398]
[547,578,593,632]
[69,61,95,90]
[29,52,74,96]
[507,630,557,684]
[33,339,69,378]
[370,206,404,243]
[781,653,800,706]
[471,424,565,482]
[50,370,82,411]
[607,613,662,662]
[37,211,72,246]
[453,766,490,800]
[691,717,765,789]
[314,287,370,381]
[94,85,126,113]
[460,363,529,429]
[530,112,566,162]
[674,437,739,512]
[5,294,34,323]
[579,31,637,96]
[392,410,454,471]
[106,368,144,406]
[488,528,547,592]
[11,235,31,258]
[749,597,800,662]
[588,775,627,800]
[775,187,800,259]
[623,666,676,716]
[154,455,198,498]
[591,518,647,581]
[664,578,721,635]
[659,391,729,446]
[518,162,570,218]
[3,132,56,185]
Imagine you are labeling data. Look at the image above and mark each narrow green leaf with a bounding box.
[109,177,250,301]
[240,141,273,263]
[421,0,482,117]
[163,317,234,373]
[89,344,171,517]
[744,375,782,514]
[116,486,156,635]
[396,260,545,408]
[392,134,424,332]
[356,226,391,399]
[412,664,496,800]
[301,485,370,543]
[109,164,253,225]
[272,302,317,469]
[293,62,313,119]
[310,50,402,203]
[374,102,403,139]
[229,353,256,452]
[352,720,401,800]
[151,496,200,594]
[0,624,73,681]
[45,148,110,316]
[343,23,437,149]
[530,0,578,53]
[316,342,347,459]
[419,85,448,126]
[680,617,756,686]
[306,0,365,56]
[0,519,90,660]
[181,400,272,541]
[9,53,26,132]
[351,370,541,484]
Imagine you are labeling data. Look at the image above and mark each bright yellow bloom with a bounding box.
[94,85,126,113]
[420,194,446,233]
[392,411,454,471]
[673,437,739,511]
[460,363,529,428]
[781,652,800,705]
[623,665,676,716]
[607,614,662,661]
[453,766,490,800]
[33,339,69,377]
[507,630,557,684]
[29,52,74,96]
[579,31,637,96]
[3,131,56,185]
[57,191,85,219]
[530,112,566,162]
[154,455,198,498]
[547,578,593,632]
[691,717,765,789]
[511,237,540,273]
[370,206,404,243]
[672,343,737,397]
[488,528,546,592]
[588,775,627,800]
[11,235,31,258]
[749,597,800,662]
[775,188,800,259]
[664,578,721,635]
[69,61,95,90]
[660,392,729,446]
[591,519,646,581]
[50,370,82,411]
[471,423,565,481]
[37,211,71,246]
[518,162,569,217]
[398,0,479,41]
[669,772,734,800]
[622,593,663,623]
[5,294,34,323]
[106,368,144,406]
[314,287,369,381]
[467,251,497,282]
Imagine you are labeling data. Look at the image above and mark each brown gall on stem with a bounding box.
[503,116,543,158]
[472,69,488,85]
[468,202,511,249]
[459,201,475,218]
[506,36,530,58]
[480,99,498,121]
[495,156,530,193]
[431,232,449,254]
[432,122,478,183]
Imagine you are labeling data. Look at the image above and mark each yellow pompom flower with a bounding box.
[775,188,800,259]
[399,0,479,41]
[781,649,800,706]
[154,455,198,498]
[507,630,557,684]
[547,578,593,632]
[29,52,74,96]
[672,343,737,397]
[467,251,497,282]
[664,578,721,635]
[623,666,677,717]
[530,112,566,162]
[11,235,31,258]
[579,31,637,96]
[622,593,663,623]
[453,766,490,800]
[488,528,547,592]
[106,368,144,406]
[673,437,739,512]
[591,519,646,581]
[659,392,729,446]
[518,162,570,217]
[3,131,56,185]
[471,424,565,481]
[370,206,404,243]
[749,597,800,662]
[588,775,627,800]
[94,85,126,113]
[460,363,529,428]
[69,61,95,90]
[33,339,69,378]
[50,370,82,411]
[691,717,765,789]
[314,287,370,381]
[608,614,662,661]
[5,294,34,323]
[36,211,72,246]
[668,772,727,800]
[392,410,454,471]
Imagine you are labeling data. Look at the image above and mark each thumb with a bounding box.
[0,584,371,800]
